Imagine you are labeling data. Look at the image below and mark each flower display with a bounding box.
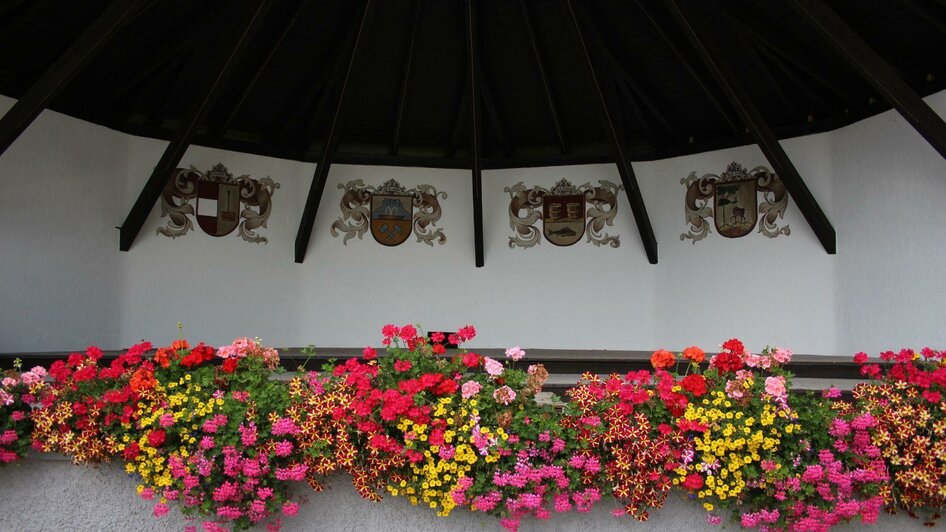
[4,327,946,531]
[0,360,46,464]
[851,348,946,525]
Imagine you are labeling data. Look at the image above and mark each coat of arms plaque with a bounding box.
[680,162,790,243]
[157,163,280,243]
[331,179,447,246]
[505,179,623,248]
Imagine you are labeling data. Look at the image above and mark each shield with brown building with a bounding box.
[370,194,413,246]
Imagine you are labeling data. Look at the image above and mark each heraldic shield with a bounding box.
[370,194,413,246]
[543,193,585,246]
[713,178,758,238]
[196,179,241,237]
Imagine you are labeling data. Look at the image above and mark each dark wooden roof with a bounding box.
[1,0,945,169]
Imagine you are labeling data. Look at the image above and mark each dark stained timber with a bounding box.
[564,0,658,264]
[467,0,485,268]
[218,0,311,137]
[0,0,152,158]
[519,0,566,154]
[662,0,837,255]
[392,0,422,156]
[294,0,376,263]
[634,0,740,134]
[789,0,946,162]
[119,0,274,252]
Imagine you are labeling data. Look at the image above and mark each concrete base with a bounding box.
[0,454,928,531]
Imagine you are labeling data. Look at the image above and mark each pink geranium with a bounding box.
[504,346,526,361]
[461,380,481,399]
[483,357,504,377]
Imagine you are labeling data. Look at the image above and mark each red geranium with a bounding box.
[712,352,744,373]
[462,353,482,368]
[721,338,745,355]
[681,374,707,397]
[682,472,704,491]
[147,429,166,448]
[222,357,239,374]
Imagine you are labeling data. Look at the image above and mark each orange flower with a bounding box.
[650,349,676,369]
[154,348,172,368]
[171,339,190,351]
[682,345,705,364]
[129,367,156,392]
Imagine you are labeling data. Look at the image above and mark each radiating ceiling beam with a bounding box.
[448,76,470,157]
[476,59,512,157]
[662,0,836,254]
[466,0,485,267]
[576,4,678,142]
[788,0,946,161]
[269,14,355,144]
[295,0,375,263]
[634,0,740,134]
[564,0,657,264]
[119,0,273,251]
[392,0,422,155]
[717,2,859,108]
[0,0,49,43]
[302,15,368,151]
[518,0,566,153]
[896,0,946,37]
[101,16,205,109]
[218,0,311,137]
[0,0,30,18]
[0,0,151,158]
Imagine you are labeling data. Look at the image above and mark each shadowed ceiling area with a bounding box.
[0,0,944,168]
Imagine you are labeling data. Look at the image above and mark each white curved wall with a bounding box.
[1,92,944,355]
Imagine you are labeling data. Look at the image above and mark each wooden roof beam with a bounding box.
[0,0,30,18]
[448,76,470,158]
[0,0,152,158]
[217,0,311,137]
[564,0,657,264]
[634,0,740,134]
[896,0,946,37]
[476,59,512,157]
[392,0,422,155]
[789,0,946,162]
[661,0,836,254]
[467,0,484,267]
[269,14,355,144]
[717,2,860,108]
[575,8,678,143]
[295,0,376,263]
[102,17,205,110]
[119,0,273,251]
[519,0,566,154]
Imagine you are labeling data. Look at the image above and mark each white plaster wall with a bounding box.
[0,92,944,355]
[832,90,946,353]
[0,97,128,352]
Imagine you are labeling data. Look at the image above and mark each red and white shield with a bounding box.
[196,180,241,237]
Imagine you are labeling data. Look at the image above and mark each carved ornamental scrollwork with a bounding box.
[330,179,447,246]
[157,163,280,243]
[504,179,623,248]
[680,162,790,244]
